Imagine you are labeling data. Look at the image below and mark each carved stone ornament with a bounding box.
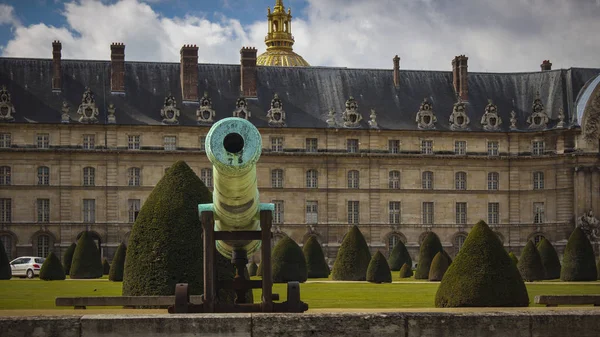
[233,97,251,120]
[266,93,286,126]
[555,108,565,129]
[161,94,180,125]
[526,92,549,129]
[415,98,436,129]
[449,97,470,130]
[0,86,16,122]
[326,109,336,127]
[509,110,518,130]
[196,92,215,124]
[107,103,116,124]
[77,88,99,123]
[342,96,362,128]
[368,108,378,128]
[583,89,600,143]
[576,210,600,241]
[61,101,70,124]
[481,99,502,131]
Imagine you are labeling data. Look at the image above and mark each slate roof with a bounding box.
[0,57,599,131]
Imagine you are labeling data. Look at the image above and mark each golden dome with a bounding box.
[256,0,310,67]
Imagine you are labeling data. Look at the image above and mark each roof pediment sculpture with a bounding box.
[161,94,180,125]
[449,97,470,130]
[527,92,549,129]
[233,97,251,120]
[556,108,565,129]
[0,86,16,122]
[509,110,518,130]
[107,103,116,124]
[197,92,215,124]
[267,93,286,127]
[61,101,70,123]
[326,109,336,127]
[368,108,378,128]
[481,99,502,131]
[77,88,99,124]
[342,96,362,128]
[576,210,600,241]
[415,98,436,129]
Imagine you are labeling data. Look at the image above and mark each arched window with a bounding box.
[488,172,499,190]
[455,171,467,190]
[0,235,12,261]
[83,167,95,186]
[422,171,433,190]
[37,235,50,258]
[389,170,400,189]
[306,169,318,188]
[532,234,545,245]
[0,166,10,185]
[387,234,402,253]
[271,169,283,188]
[347,170,359,189]
[533,171,544,190]
[37,166,49,185]
[454,234,467,252]
[200,168,213,187]
[128,167,141,186]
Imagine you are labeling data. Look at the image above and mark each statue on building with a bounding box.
[267,93,286,126]
[160,94,180,125]
[233,97,251,120]
[61,101,70,123]
[481,99,502,131]
[107,103,116,124]
[197,92,215,124]
[342,96,362,128]
[77,88,99,123]
[449,97,470,130]
[368,108,378,128]
[416,98,436,129]
[510,110,518,130]
[576,210,600,241]
[527,92,549,129]
[326,109,336,127]
[556,108,565,129]
[0,86,16,122]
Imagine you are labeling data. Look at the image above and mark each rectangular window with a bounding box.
[389,201,401,224]
[488,172,499,191]
[533,171,544,190]
[347,139,359,153]
[306,200,318,224]
[38,166,50,185]
[37,199,50,222]
[36,133,50,149]
[271,137,283,152]
[487,141,499,156]
[388,140,400,154]
[454,140,466,155]
[128,199,141,223]
[347,201,359,224]
[0,166,10,185]
[533,202,545,224]
[128,135,140,150]
[488,202,499,225]
[82,134,95,149]
[271,169,284,188]
[83,199,95,223]
[422,202,434,224]
[456,202,467,224]
[201,168,213,188]
[305,138,318,152]
[0,133,11,148]
[421,140,433,154]
[422,171,433,190]
[199,136,206,151]
[532,141,545,156]
[164,136,177,151]
[0,198,11,223]
[273,200,284,224]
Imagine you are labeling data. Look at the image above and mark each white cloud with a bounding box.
[0,4,21,27]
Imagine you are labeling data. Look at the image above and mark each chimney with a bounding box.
[393,55,400,88]
[52,40,61,91]
[240,47,257,97]
[452,55,468,101]
[110,43,125,93]
[180,44,199,102]
[540,60,552,71]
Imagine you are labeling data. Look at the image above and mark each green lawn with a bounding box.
[1,278,599,310]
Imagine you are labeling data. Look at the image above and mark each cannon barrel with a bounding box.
[204,117,263,259]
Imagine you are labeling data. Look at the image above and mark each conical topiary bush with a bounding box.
[70,231,103,279]
[248,262,258,277]
[0,240,12,280]
[415,232,443,279]
[399,263,413,278]
[537,238,561,280]
[332,225,372,281]
[62,243,76,275]
[39,252,65,281]
[366,251,392,283]
[429,251,450,281]
[102,258,110,275]
[517,240,545,282]
[272,236,307,283]
[561,227,597,281]
[388,240,412,271]
[303,236,330,278]
[109,243,126,282]
[508,252,518,266]
[435,220,529,307]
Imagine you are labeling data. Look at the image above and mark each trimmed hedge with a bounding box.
[70,231,103,279]
[0,239,11,280]
[517,240,545,282]
[429,251,450,281]
[508,252,518,266]
[332,225,372,281]
[537,238,561,280]
[39,252,66,281]
[399,263,413,278]
[272,236,307,283]
[62,243,76,275]
[561,227,598,281]
[303,236,330,278]
[415,232,443,279]
[109,243,126,282]
[248,262,258,277]
[435,220,529,307]
[388,240,412,271]
[366,251,392,283]
[102,258,110,275]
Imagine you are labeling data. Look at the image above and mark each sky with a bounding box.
[1,0,600,72]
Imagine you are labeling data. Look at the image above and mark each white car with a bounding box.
[10,256,46,279]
